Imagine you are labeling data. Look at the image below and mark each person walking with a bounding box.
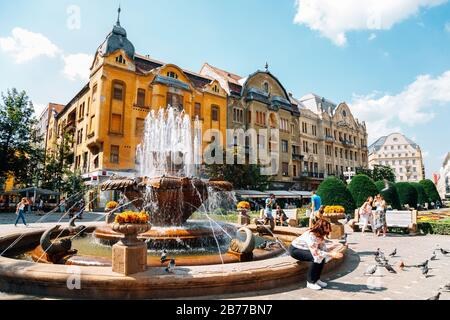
[373,194,387,237]
[288,218,343,290]
[15,198,29,227]
[359,196,374,234]
[59,197,66,214]
[264,194,276,224]
[309,191,322,228]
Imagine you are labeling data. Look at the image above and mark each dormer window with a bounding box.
[115,55,126,65]
[167,71,178,79]
[212,85,219,93]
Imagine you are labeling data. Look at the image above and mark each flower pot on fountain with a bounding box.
[105,201,119,224]
[322,206,346,240]
[237,201,251,225]
[111,212,151,276]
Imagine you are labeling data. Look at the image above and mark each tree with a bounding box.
[410,182,430,207]
[317,177,356,215]
[395,182,418,208]
[375,180,401,210]
[0,89,40,187]
[356,165,396,182]
[419,179,441,204]
[205,163,271,191]
[348,174,378,208]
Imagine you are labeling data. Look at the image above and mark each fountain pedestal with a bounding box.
[111,223,150,276]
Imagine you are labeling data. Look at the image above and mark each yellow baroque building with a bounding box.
[46,12,227,197]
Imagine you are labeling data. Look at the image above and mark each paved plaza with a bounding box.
[0,221,449,300]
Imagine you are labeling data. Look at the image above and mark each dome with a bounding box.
[98,8,135,59]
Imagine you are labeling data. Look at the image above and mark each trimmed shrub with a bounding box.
[419,179,441,204]
[410,182,430,207]
[418,221,450,235]
[317,177,356,216]
[395,182,418,208]
[348,174,378,208]
[375,180,401,210]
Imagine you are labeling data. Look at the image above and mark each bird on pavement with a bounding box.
[165,258,176,273]
[374,248,382,257]
[427,292,441,300]
[440,248,449,255]
[388,248,397,257]
[375,255,383,265]
[416,260,429,268]
[364,264,378,276]
[160,249,168,264]
[384,263,397,274]
[430,251,437,261]
[422,264,429,278]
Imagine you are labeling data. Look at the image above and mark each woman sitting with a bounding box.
[275,206,288,226]
[288,218,343,290]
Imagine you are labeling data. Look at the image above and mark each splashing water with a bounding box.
[136,107,202,178]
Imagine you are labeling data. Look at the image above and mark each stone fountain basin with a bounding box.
[0,222,347,299]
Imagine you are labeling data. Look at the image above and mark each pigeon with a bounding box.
[416,260,429,268]
[443,283,450,291]
[427,292,441,300]
[374,248,382,257]
[160,249,168,264]
[364,264,378,276]
[440,248,449,255]
[384,263,397,274]
[375,255,384,266]
[388,248,397,257]
[257,241,269,250]
[430,251,437,261]
[422,265,429,278]
[165,258,176,273]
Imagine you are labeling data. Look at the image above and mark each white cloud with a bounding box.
[350,70,450,142]
[368,33,377,40]
[0,27,60,63]
[62,53,93,81]
[293,0,448,46]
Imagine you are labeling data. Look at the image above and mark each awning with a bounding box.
[234,190,267,199]
[234,190,312,199]
[3,187,60,197]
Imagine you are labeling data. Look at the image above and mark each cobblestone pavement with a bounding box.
[1,224,449,300]
[206,228,450,300]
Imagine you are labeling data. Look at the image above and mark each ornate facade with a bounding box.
[368,133,425,182]
[46,11,227,205]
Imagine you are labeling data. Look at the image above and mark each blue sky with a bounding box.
[0,0,449,178]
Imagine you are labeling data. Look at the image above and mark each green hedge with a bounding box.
[299,216,310,227]
[317,177,356,216]
[395,182,418,208]
[375,180,401,210]
[348,174,379,208]
[418,221,450,235]
[419,179,441,204]
[410,182,430,206]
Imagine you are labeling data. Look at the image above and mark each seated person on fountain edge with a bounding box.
[275,206,288,226]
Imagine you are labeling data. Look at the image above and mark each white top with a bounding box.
[17,202,26,211]
[291,230,332,264]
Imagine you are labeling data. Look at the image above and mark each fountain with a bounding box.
[0,106,347,298]
[93,108,234,252]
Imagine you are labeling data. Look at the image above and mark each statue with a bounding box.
[39,225,77,264]
[228,227,255,262]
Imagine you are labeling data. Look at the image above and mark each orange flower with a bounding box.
[114,210,150,225]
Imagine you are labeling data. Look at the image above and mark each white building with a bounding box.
[368,133,425,182]
[437,152,450,200]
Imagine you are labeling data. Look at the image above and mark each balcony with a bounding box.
[325,135,334,142]
[292,153,304,161]
[301,171,325,179]
[341,139,354,147]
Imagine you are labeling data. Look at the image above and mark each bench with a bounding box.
[350,209,417,234]
[283,209,299,227]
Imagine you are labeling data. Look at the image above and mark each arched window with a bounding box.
[167,71,178,79]
[263,82,269,93]
[115,55,126,65]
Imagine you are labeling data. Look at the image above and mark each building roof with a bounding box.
[201,63,243,86]
[299,93,338,114]
[368,133,420,154]
[97,7,135,59]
